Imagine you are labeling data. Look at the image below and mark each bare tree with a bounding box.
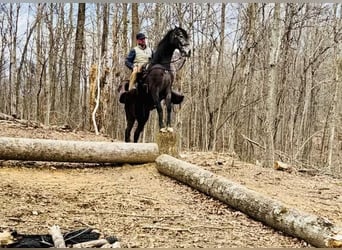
[8,3,20,116]
[264,3,281,167]
[0,3,340,175]
[131,3,139,45]
[0,5,9,113]
[326,3,341,169]
[69,3,85,127]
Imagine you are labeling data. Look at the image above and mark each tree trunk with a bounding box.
[0,137,159,164]
[9,4,20,116]
[69,3,85,126]
[155,154,342,248]
[131,3,139,46]
[122,3,128,53]
[264,3,280,167]
[326,3,341,169]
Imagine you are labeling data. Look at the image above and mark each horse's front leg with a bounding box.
[155,101,164,129]
[165,91,173,131]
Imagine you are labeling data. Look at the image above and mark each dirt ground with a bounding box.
[0,119,341,248]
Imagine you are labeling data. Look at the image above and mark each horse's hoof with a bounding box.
[160,128,168,133]
[167,127,174,133]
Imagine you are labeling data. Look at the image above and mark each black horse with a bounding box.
[119,27,190,142]
[118,79,185,142]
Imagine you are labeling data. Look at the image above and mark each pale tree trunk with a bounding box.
[45,4,54,125]
[211,3,226,151]
[8,4,20,116]
[61,3,73,120]
[326,3,341,169]
[81,48,88,131]
[56,4,66,119]
[122,3,128,53]
[278,3,297,161]
[175,3,184,27]
[92,59,101,135]
[131,3,139,46]
[0,15,6,112]
[48,3,63,124]
[100,3,109,133]
[239,3,258,161]
[264,3,281,167]
[92,4,109,132]
[109,4,125,138]
[30,4,42,120]
[202,3,216,151]
[69,3,85,127]
[153,3,161,36]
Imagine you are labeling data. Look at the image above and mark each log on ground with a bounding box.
[0,137,159,164]
[155,154,342,248]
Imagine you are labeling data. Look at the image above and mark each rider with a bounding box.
[125,32,153,91]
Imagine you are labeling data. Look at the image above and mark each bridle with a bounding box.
[153,53,188,72]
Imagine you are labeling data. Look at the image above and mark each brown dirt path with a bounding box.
[0,120,341,247]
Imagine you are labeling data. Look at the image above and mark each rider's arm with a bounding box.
[125,49,136,70]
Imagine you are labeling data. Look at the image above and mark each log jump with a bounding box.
[0,137,159,164]
[1,135,341,247]
[155,154,342,248]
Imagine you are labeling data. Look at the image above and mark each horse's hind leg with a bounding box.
[125,119,134,142]
[151,92,164,129]
[134,121,146,143]
[133,106,150,143]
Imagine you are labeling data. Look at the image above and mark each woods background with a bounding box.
[0,3,341,174]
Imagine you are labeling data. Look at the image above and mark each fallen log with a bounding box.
[0,137,159,164]
[155,154,342,248]
[0,112,41,128]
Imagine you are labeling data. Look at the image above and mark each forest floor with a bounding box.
[0,119,341,248]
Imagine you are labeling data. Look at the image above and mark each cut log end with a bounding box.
[0,230,15,247]
[274,161,293,172]
[156,131,179,158]
[326,233,342,248]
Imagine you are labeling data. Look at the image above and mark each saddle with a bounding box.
[119,62,184,105]
[119,80,184,106]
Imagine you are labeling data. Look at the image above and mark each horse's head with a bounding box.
[171,27,191,58]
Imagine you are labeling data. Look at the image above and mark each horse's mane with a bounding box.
[151,27,188,66]
[156,27,188,48]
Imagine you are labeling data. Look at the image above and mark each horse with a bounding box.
[118,80,184,142]
[147,27,191,132]
[119,27,190,142]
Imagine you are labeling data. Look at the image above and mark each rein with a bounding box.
[150,55,187,73]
